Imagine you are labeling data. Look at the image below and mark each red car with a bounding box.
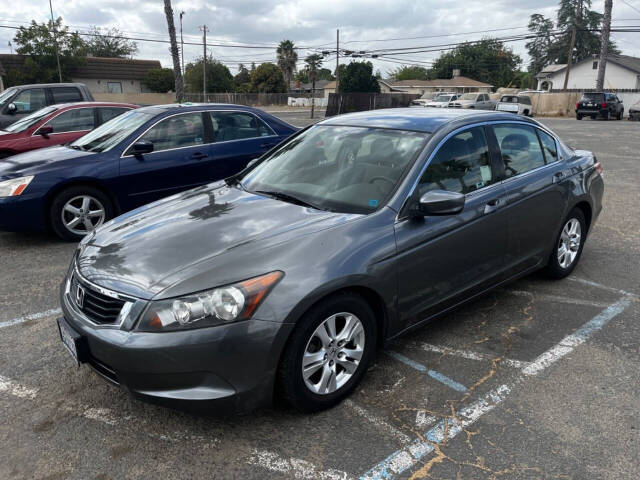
[0,102,137,159]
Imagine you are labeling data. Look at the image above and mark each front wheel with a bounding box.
[277,293,377,412]
[544,208,586,279]
[617,110,623,120]
[50,186,114,241]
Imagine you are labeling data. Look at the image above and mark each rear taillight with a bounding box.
[594,162,603,175]
[601,102,607,108]
[576,102,580,109]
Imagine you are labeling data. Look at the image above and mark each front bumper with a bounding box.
[0,193,47,232]
[59,280,294,414]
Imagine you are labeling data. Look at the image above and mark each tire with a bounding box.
[544,208,587,279]
[277,292,377,412]
[617,110,623,120]
[576,114,582,120]
[591,115,596,120]
[602,111,610,121]
[50,186,114,241]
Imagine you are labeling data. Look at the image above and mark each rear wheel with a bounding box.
[50,186,114,241]
[617,109,623,120]
[576,114,582,120]
[544,208,586,279]
[602,111,610,121]
[277,293,377,412]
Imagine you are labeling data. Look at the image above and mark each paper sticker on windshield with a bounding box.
[195,137,202,142]
[480,165,492,183]
[369,199,379,207]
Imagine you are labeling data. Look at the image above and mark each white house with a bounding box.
[536,55,640,91]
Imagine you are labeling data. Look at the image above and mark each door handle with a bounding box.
[552,171,566,183]
[484,198,503,214]
[191,152,207,160]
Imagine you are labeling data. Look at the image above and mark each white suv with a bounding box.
[495,95,534,116]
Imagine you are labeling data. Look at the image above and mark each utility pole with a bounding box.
[163,0,184,103]
[48,0,62,82]
[199,25,208,100]
[596,0,613,90]
[563,0,582,90]
[179,11,185,76]
[335,29,340,92]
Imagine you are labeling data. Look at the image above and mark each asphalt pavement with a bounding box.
[0,112,638,480]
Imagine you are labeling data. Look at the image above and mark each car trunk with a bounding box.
[578,93,605,112]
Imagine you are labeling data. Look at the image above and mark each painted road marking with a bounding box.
[505,289,612,308]
[344,399,412,445]
[405,342,531,369]
[415,411,437,429]
[0,375,38,399]
[385,351,468,392]
[569,276,637,297]
[361,294,633,479]
[248,449,353,480]
[0,308,61,329]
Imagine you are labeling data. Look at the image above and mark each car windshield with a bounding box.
[433,95,453,102]
[0,88,16,106]
[240,125,428,214]
[459,93,477,100]
[70,109,155,153]
[3,105,59,133]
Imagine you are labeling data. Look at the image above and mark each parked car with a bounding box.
[495,95,534,116]
[576,92,624,120]
[410,92,439,107]
[0,103,297,240]
[425,93,460,108]
[55,108,603,414]
[0,102,137,159]
[449,92,495,110]
[0,83,94,129]
[628,100,640,121]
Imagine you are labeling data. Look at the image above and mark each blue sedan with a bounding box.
[0,104,297,240]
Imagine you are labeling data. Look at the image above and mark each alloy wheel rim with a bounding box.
[61,195,106,236]
[557,218,582,268]
[302,312,365,395]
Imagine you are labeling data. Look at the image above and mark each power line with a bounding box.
[620,0,640,16]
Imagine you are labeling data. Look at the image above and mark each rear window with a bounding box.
[500,96,519,103]
[51,87,83,104]
[581,93,604,102]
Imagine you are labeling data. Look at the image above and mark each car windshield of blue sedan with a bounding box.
[3,106,59,133]
[70,109,155,153]
[241,125,428,214]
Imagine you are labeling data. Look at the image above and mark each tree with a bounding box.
[163,0,185,102]
[526,0,620,77]
[391,65,429,81]
[276,39,298,89]
[234,64,251,92]
[430,39,521,89]
[250,63,287,93]
[185,56,234,93]
[13,18,87,83]
[305,53,323,118]
[143,68,175,92]
[85,26,137,58]
[295,67,333,84]
[338,61,380,93]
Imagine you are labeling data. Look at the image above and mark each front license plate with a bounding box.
[57,318,81,366]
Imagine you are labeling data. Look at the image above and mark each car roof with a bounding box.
[134,103,261,115]
[318,108,528,133]
[51,101,138,109]
[4,83,87,90]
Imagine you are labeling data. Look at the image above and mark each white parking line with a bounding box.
[248,449,353,480]
[405,342,531,370]
[569,276,637,297]
[0,375,38,399]
[0,308,61,329]
[361,294,633,479]
[344,399,412,445]
[415,411,437,429]
[505,289,612,308]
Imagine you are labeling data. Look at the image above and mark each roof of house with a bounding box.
[290,79,332,90]
[322,79,412,91]
[536,55,640,78]
[0,54,162,81]
[389,76,493,88]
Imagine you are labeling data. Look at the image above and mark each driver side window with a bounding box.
[137,113,205,153]
[12,88,46,114]
[417,126,493,196]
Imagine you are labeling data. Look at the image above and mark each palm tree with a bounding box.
[163,0,184,102]
[277,39,298,90]
[305,53,323,118]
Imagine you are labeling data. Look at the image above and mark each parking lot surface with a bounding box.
[1,113,638,480]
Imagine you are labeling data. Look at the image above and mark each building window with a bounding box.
[107,82,123,94]
[592,61,598,70]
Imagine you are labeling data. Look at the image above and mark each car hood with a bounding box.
[0,145,92,177]
[77,184,357,299]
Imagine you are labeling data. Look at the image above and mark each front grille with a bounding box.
[70,274,126,325]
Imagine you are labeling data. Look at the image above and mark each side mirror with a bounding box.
[7,103,17,114]
[36,125,53,136]
[413,190,465,216]
[129,140,154,156]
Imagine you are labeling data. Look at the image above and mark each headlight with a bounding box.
[136,271,283,332]
[0,176,34,198]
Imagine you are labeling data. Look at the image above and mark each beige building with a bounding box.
[323,79,405,97]
[388,76,493,95]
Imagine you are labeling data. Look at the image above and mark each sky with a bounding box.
[1,0,639,76]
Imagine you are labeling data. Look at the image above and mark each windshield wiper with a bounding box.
[255,190,329,211]
[225,176,245,190]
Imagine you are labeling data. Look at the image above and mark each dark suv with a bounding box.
[0,83,94,128]
[576,92,624,120]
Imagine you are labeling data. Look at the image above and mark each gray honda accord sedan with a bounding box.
[57,108,604,413]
